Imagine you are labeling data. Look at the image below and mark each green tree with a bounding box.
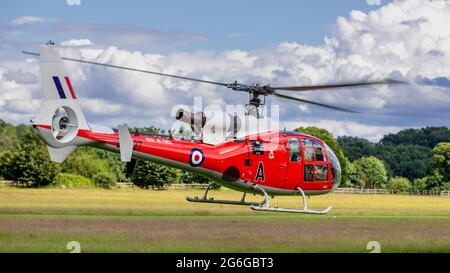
[295,127,350,186]
[92,172,117,189]
[0,151,15,180]
[375,145,431,181]
[350,156,388,189]
[62,151,113,179]
[380,127,450,148]
[431,142,450,182]
[10,142,60,187]
[337,136,376,162]
[87,148,125,182]
[0,125,19,151]
[416,142,450,191]
[413,169,448,191]
[389,177,412,193]
[413,177,428,191]
[131,160,181,189]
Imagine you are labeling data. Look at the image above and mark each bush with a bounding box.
[62,152,111,179]
[389,177,412,193]
[51,173,93,188]
[92,172,117,189]
[12,142,60,187]
[413,177,428,191]
[350,156,388,189]
[131,160,181,189]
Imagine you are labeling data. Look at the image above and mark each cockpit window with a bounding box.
[315,147,326,161]
[302,138,325,162]
[325,144,341,189]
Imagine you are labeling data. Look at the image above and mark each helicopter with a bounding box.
[23,41,402,214]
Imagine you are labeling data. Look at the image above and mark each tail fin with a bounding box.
[33,42,91,163]
[40,42,81,101]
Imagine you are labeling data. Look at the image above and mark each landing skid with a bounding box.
[186,183,266,206]
[250,185,332,215]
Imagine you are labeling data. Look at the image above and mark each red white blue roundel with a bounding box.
[189,148,204,167]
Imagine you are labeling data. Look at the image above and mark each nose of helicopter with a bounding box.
[325,144,342,190]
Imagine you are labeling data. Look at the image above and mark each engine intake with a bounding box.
[175,108,241,136]
[175,109,206,129]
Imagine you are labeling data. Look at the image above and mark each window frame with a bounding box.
[287,137,301,162]
[301,137,330,182]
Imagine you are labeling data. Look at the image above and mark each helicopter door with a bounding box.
[302,138,329,185]
[286,138,303,189]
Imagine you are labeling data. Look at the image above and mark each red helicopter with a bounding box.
[24,42,400,214]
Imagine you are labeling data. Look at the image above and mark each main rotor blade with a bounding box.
[22,51,229,87]
[272,79,405,92]
[273,92,358,113]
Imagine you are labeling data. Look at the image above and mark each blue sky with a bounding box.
[2,0,388,52]
[0,0,449,141]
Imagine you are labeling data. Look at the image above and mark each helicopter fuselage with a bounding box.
[35,124,341,196]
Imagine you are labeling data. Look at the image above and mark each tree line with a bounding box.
[0,118,448,192]
[0,120,210,189]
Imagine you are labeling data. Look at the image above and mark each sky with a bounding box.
[0,0,449,141]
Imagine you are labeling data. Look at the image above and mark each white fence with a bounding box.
[333,188,388,194]
[334,187,448,197]
[1,181,449,197]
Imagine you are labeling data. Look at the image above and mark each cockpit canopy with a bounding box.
[325,144,341,189]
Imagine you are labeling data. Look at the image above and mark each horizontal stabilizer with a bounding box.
[47,146,76,163]
[118,125,133,162]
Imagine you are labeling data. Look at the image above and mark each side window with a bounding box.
[304,165,314,181]
[288,138,300,162]
[302,138,327,162]
[302,137,329,182]
[304,165,329,182]
[304,147,314,161]
[314,165,328,181]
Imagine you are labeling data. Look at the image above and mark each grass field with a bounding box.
[0,187,449,253]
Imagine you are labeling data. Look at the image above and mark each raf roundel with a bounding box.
[189,148,205,167]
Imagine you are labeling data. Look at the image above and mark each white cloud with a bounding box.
[60,39,93,47]
[1,0,449,142]
[78,99,124,115]
[282,119,404,142]
[9,16,46,26]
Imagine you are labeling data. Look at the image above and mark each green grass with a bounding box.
[0,187,449,253]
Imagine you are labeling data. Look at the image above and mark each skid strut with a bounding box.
[250,185,332,214]
[186,183,266,206]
